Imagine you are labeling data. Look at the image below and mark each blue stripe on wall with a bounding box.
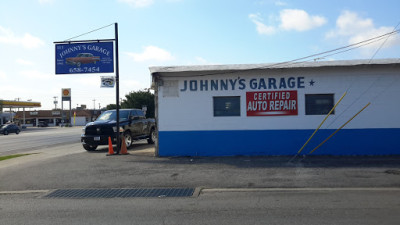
[158,129,400,156]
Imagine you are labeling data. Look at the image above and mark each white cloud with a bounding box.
[275,1,288,6]
[126,46,174,62]
[326,11,400,53]
[279,9,327,31]
[75,77,101,88]
[0,26,45,49]
[195,57,209,64]
[193,57,220,65]
[180,57,218,66]
[331,11,373,37]
[0,70,7,79]
[118,0,154,8]
[0,86,32,99]
[121,79,144,90]
[249,14,277,35]
[20,70,53,80]
[249,9,326,35]
[16,59,35,66]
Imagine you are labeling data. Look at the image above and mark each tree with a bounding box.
[121,89,155,118]
[106,104,117,110]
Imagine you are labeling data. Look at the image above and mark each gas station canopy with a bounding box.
[0,100,41,109]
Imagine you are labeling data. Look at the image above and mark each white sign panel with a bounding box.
[101,76,115,88]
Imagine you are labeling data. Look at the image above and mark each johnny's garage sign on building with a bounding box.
[179,77,303,116]
[150,59,400,157]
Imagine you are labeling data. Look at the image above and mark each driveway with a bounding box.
[1,141,400,191]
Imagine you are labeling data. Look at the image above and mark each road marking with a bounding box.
[0,190,50,195]
[201,187,400,193]
[2,187,399,196]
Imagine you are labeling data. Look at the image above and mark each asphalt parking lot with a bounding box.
[1,141,400,192]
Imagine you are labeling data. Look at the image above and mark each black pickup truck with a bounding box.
[81,109,156,151]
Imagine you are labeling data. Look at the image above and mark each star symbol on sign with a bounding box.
[309,79,315,86]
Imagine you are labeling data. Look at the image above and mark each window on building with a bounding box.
[213,96,240,117]
[305,94,335,115]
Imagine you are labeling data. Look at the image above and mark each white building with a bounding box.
[150,59,400,157]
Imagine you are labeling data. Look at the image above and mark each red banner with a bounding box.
[246,91,298,116]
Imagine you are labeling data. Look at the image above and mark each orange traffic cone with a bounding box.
[106,136,115,156]
[120,137,129,155]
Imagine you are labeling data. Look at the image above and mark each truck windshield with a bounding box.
[96,111,130,122]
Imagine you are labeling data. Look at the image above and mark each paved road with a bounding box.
[1,189,399,225]
[0,126,82,156]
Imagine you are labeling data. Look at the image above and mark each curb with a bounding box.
[201,187,400,193]
[0,190,50,195]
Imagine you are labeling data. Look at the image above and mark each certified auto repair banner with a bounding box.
[55,42,114,74]
[246,90,298,116]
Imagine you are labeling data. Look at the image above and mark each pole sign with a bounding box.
[100,76,115,88]
[62,88,71,101]
[246,90,298,116]
[55,42,114,74]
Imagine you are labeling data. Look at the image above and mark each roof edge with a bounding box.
[149,58,400,75]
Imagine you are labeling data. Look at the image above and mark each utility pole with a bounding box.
[93,99,96,110]
[14,98,20,122]
[53,96,58,109]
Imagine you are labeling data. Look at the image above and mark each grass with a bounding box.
[0,153,36,161]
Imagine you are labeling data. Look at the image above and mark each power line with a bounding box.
[262,33,397,69]
[64,23,115,41]
[239,32,397,71]
[265,29,399,68]
[316,35,393,60]
[368,22,400,63]
[293,22,400,158]
[156,28,400,78]
[323,22,400,129]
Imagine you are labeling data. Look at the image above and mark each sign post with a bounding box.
[115,23,121,154]
[54,23,121,154]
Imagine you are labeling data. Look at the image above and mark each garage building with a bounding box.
[150,59,400,157]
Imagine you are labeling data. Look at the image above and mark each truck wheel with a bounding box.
[83,144,97,151]
[147,129,156,144]
[123,131,133,148]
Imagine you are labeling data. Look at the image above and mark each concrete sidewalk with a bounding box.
[0,142,400,192]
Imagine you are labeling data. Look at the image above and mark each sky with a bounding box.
[1,0,399,110]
